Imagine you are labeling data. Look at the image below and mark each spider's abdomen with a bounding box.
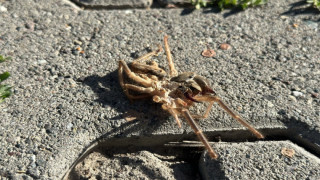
[169,72,216,100]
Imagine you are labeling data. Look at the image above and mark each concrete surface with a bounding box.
[200,141,320,180]
[0,0,319,179]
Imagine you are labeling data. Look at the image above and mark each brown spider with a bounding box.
[118,35,264,159]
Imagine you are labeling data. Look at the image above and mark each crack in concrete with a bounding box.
[68,0,193,10]
[63,127,320,179]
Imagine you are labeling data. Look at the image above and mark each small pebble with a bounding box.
[74,40,82,45]
[220,43,231,50]
[30,154,36,162]
[68,79,77,88]
[267,101,274,107]
[311,92,318,98]
[124,10,133,14]
[292,91,303,97]
[201,49,216,57]
[0,6,7,12]
[301,47,307,52]
[65,24,71,31]
[38,59,47,64]
[66,123,73,131]
[288,95,297,102]
[25,22,35,31]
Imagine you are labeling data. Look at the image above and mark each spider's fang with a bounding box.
[202,86,216,95]
[184,92,199,102]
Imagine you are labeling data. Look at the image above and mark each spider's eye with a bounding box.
[178,85,185,91]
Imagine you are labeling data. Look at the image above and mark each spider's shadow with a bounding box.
[80,70,130,118]
[80,70,172,133]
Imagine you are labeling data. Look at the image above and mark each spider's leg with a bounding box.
[129,45,167,78]
[192,101,215,120]
[194,95,264,139]
[168,108,182,128]
[122,84,155,100]
[154,97,182,128]
[119,60,153,87]
[131,45,162,65]
[118,60,155,102]
[164,35,178,77]
[181,108,218,159]
[124,84,154,93]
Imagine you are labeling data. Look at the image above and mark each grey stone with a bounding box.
[199,141,320,180]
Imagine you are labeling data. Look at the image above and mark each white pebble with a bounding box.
[0,6,7,12]
[124,10,133,14]
[30,154,36,162]
[292,91,303,97]
[66,123,73,130]
[38,59,47,64]
[267,101,274,107]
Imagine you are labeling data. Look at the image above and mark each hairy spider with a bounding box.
[118,35,264,159]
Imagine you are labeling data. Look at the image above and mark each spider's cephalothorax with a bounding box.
[118,35,264,159]
[170,72,217,102]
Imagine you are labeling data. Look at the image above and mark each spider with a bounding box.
[118,35,264,159]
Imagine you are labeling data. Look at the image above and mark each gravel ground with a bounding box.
[0,0,319,179]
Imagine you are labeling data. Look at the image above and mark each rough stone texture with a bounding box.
[72,0,153,9]
[70,150,198,179]
[200,141,320,180]
[0,0,319,179]
[70,141,320,180]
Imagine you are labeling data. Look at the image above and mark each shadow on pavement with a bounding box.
[281,0,320,19]
[80,70,167,120]
[180,6,243,18]
[277,109,320,158]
